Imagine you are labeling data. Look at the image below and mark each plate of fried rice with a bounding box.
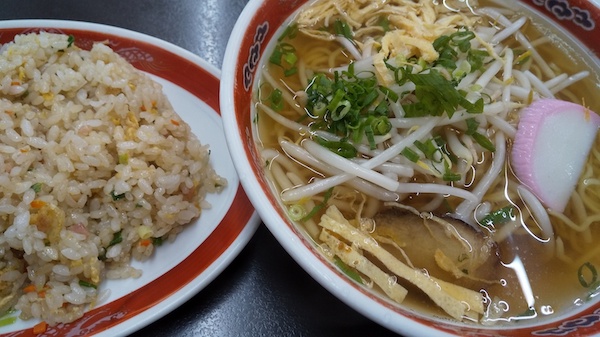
[0,20,259,336]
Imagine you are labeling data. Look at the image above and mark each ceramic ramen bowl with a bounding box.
[221,0,600,335]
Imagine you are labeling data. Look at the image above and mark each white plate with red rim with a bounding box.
[220,0,600,336]
[0,19,260,337]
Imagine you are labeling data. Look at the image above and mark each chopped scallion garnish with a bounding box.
[79,280,97,289]
[152,237,164,246]
[300,187,333,222]
[579,262,598,288]
[108,230,123,247]
[31,182,43,193]
[333,256,363,284]
[442,171,461,182]
[269,35,298,77]
[433,29,488,73]
[314,137,357,158]
[278,23,298,42]
[288,204,307,221]
[110,190,126,201]
[67,35,75,48]
[465,118,496,152]
[399,68,484,118]
[401,147,420,163]
[0,315,17,327]
[266,88,284,111]
[333,19,353,40]
[471,132,496,152]
[305,69,394,153]
[479,206,515,227]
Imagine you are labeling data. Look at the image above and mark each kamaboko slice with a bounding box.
[512,98,600,212]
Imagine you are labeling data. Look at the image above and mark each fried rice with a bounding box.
[0,32,226,325]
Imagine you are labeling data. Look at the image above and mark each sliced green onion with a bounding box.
[345,62,355,77]
[315,137,357,158]
[369,102,384,117]
[304,70,391,149]
[108,230,123,247]
[79,280,97,289]
[283,52,298,66]
[468,49,489,72]
[312,101,327,117]
[333,256,363,284]
[361,88,380,108]
[471,132,496,152]
[442,171,461,182]
[451,30,475,53]
[110,191,126,201]
[300,187,333,222]
[278,23,298,42]
[479,206,515,227]
[465,118,495,152]
[377,16,390,32]
[269,47,283,66]
[288,204,307,221]
[401,69,470,118]
[458,253,469,262]
[31,182,43,193]
[378,85,399,102]
[269,41,298,77]
[279,43,295,54]
[98,230,123,261]
[331,101,352,121]
[452,60,471,80]
[579,262,598,288]
[327,89,345,112]
[364,124,376,149]
[514,50,532,65]
[267,88,284,111]
[465,97,484,114]
[465,118,480,135]
[284,67,298,77]
[333,19,353,40]
[0,315,17,327]
[152,237,164,246]
[370,116,392,135]
[67,35,75,48]
[401,147,420,162]
[414,139,438,160]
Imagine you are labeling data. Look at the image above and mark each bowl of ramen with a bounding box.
[221,0,600,335]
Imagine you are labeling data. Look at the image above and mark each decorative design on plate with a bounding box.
[115,47,154,63]
[113,46,167,73]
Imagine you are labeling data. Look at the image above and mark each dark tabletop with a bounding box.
[1,1,400,336]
